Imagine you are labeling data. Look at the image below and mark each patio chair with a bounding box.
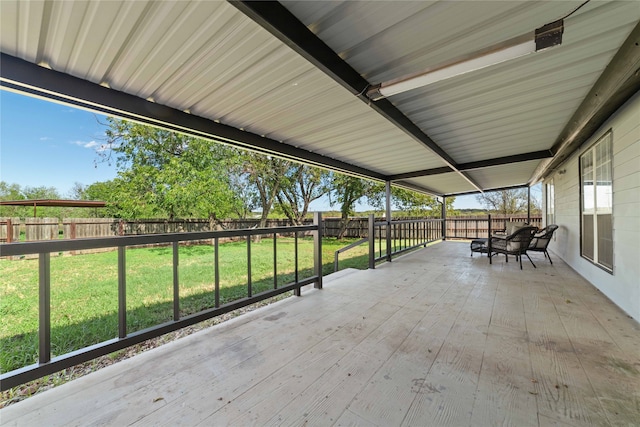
[489,226,538,270]
[528,224,559,264]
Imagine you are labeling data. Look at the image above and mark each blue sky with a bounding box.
[0,90,115,197]
[0,90,487,210]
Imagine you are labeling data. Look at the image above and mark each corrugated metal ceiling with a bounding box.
[1,0,638,196]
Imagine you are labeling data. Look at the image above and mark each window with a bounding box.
[546,179,555,226]
[580,131,613,272]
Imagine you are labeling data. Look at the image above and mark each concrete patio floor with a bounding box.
[2,241,639,426]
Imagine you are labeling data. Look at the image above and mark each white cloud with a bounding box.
[39,136,52,141]
[70,140,109,152]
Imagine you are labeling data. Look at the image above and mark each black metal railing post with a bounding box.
[294,232,300,296]
[118,247,126,338]
[527,186,531,224]
[313,212,323,289]
[273,232,278,289]
[488,214,493,265]
[441,196,447,240]
[38,253,51,364]
[173,242,180,321]
[385,182,392,262]
[214,237,220,307]
[247,235,252,297]
[368,214,375,269]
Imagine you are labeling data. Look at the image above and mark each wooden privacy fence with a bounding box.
[1,215,543,247]
[445,215,543,239]
[0,218,20,243]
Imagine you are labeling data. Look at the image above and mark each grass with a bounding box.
[0,236,372,374]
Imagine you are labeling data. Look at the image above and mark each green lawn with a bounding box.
[0,237,371,373]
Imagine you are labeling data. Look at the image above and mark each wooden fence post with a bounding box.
[6,218,12,243]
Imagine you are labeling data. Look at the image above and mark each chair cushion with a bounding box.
[505,221,527,235]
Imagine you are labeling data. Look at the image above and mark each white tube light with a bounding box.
[367,20,563,101]
[374,40,536,99]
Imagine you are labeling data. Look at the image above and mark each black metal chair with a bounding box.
[528,224,558,264]
[489,226,538,269]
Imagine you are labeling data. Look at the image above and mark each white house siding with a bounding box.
[543,92,640,321]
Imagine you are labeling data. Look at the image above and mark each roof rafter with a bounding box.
[444,183,530,198]
[389,150,553,181]
[230,0,483,194]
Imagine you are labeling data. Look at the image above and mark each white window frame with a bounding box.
[580,130,613,272]
[546,179,555,227]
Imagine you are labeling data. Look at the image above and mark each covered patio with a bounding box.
[3,241,638,426]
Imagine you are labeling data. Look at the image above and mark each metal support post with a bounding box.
[313,212,323,289]
[527,186,531,224]
[488,214,493,265]
[441,196,447,240]
[368,214,375,269]
[385,181,392,262]
[247,236,252,297]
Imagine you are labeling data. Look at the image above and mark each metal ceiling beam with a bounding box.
[389,150,552,181]
[392,181,441,197]
[230,0,484,194]
[0,53,386,181]
[389,167,454,181]
[532,21,640,183]
[444,183,530,198]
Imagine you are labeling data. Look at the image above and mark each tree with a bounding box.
[364,184,456,218]
[238,152,290,227]
[0,181,26,217]
[227,172,258,219]
[388,188,455,217]
[102,118,239,223]
[475,189,530,214]
[328,175,375,238]
[276,165,330,225]
[68,182,87,200]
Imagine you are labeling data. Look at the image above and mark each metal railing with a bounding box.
[1,211,543,390]
[0,213,323,391]
[333,237,368,272]
[370,215,444,265]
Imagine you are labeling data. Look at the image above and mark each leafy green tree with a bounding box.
[276,165,330,225]
[22,185,62,217]
[68,182,87,200]
[102,118,239,224]
[0,181,27,217]
[388,188,455,217]
[328,175,375,238]
[366,184,455,218]
[227,172,258,219]
[238,152,290,227]
[22,185,60,200]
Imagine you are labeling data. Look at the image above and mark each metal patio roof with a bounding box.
[1,1,639,197]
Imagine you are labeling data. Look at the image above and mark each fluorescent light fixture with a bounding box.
[367,19,563,101]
